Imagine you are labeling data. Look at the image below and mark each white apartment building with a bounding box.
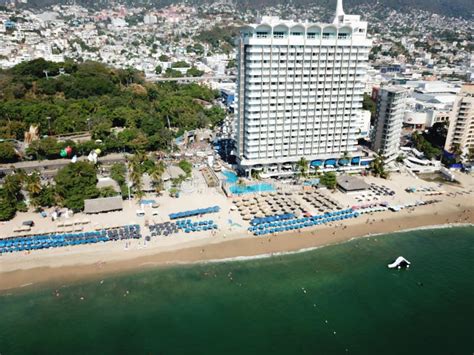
[235,0,372,177]
[445,84,474,157]
[371,85,408,160]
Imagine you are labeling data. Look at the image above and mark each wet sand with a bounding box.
[1,196,473,292]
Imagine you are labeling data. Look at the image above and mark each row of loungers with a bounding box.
[149,222,179,237]
[169,206,220,220]
[148,219,218,237]
[0,225,141,254]
[248,210,360,236]
[178,220,218,233]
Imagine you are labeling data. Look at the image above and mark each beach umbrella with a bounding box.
[243,215,252,220]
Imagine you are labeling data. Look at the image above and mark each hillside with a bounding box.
[11,0,474,19]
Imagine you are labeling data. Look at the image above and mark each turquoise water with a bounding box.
[1,227,473,355]
[222,170,239,183]
[222,170,276,195]
[229,182,275,195]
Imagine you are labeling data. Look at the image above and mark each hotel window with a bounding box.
[291,32,302,36]
[273,31,285,38]
[256,32,268,38]
[307,32,319,39]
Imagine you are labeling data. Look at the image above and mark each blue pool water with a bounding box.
[229,183,275,195]
[222,170,276,195]
[222,170,238,183]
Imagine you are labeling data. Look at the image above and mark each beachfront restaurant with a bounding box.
[84,196,123,214]
[336,175,369,194]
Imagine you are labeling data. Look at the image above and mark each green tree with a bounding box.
[186,67,204,77]
[320,172,337,189]
[164,68,183,78]
[468,147,474,161]
[178,159,192,177]
[150,160,165,194]
[0,141,18,163]
[154,65,162,74]
[54,161,99,211]
[0,188,17,221]
[363,93,376,117]
[205,106,226,127]
[338,151,351,168]
[36,184,56,208]
[24,171,42,207]
[26,137,61,160]
[98,186,119,197]
[251,170,261,180]
[158,54,170,62]
[171,61,190,68]
[370,154,389,179]
[128,154,144,200]
[296,157,309,178]
[110,162,129,198]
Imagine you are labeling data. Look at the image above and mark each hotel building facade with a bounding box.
[235,1,372,177]
[444,84,474,157]
[371,86,408,160]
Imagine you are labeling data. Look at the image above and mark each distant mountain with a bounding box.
[12,0,474,19]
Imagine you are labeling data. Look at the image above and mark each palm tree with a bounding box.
[451,143,463,161]
[3,172,23,201]
[131,168,144,200]
[150,161,165,195]
[236,178,247,188]
[25,172,42,196]
[370,153,389,179]
[251,169,261,180]
[340,151,351,165]
[296,157,309,179]
[128,158,144,200]
[24,172,42,207]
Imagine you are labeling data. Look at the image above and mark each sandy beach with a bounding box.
[1,188,473,292]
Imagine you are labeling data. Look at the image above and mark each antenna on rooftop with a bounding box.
[333,0,345,24]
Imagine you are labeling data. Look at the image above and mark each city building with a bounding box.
[235,0,372,177]
[402,80,460,130]
[444,84,474,157]
[354,110,371,139]
[371,85,408,159]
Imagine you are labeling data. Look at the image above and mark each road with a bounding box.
[151,75,236,82]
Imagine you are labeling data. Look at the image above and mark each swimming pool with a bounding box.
[222,170,276,195]
[229,183,275,195]
[222,170,238,184]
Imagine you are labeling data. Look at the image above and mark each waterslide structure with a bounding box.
[388,256,411,269]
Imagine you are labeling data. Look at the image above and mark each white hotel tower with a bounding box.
[235,0,372,177]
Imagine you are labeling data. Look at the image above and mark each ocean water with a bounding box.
[1,226,473,355]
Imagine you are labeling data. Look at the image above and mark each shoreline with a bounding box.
[1,201,473,293]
